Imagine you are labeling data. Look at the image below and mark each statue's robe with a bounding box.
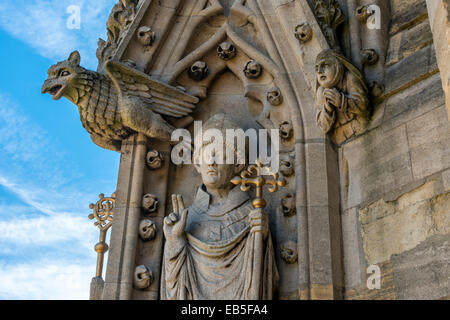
[316,71,369,143]
[161,185,279,300]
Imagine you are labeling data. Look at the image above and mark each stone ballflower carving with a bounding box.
[295,22,313,44]
[146,150,164,170]
[314,0,345,50]
[139,219,157,241]
[280,241,298,264]
[42,51,198,152]
[134,265,153,289]
[267,87,283,106]
[188,61,209,81]
[356,5,375,23]
[315,49,370,144]
[244,60,263,79]
[137,26,156,48]
[281,193,296,217]
[361,48,379,66]
[142,194,159,213]
[280,156,294,177]
[279,121,293,140]
[217,42,237,60]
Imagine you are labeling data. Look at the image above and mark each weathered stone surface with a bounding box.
[390,0,429,35]
[386,19,434,66]
[407,106,450,180]
[359,181,449,265]
[391,235,450,300]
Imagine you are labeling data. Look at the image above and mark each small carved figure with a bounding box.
[280,242,298,264]
[139,219,157,241]
[267,87,283,106]
[142,194,159,213]
[281,193,296,217]
[361,49,379,66]
[280,121,293,140]
[217,42,237,60]
[146,150,164,170]
[134,265,153,289]
[42,51,198,152]
[244,60,262,79]
[188,61,209,81]
[295,23,313,43]
[137,26,156,47]
[315,49,370,143]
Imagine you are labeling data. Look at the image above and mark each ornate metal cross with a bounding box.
[231,159,287,209]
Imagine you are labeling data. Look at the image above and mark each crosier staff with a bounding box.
[231,160,287,299]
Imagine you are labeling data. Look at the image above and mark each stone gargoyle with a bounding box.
[42,51,199,151]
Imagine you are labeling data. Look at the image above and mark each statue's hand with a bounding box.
[323,88,342,109]
[163,194,189,242]
[249,208,269,239]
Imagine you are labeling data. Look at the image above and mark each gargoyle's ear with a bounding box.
[68,51,81,65]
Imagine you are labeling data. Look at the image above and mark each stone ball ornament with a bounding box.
[281,242,298,264]
[244,60,262,79]
[142,194,159,213]
[280,157,294,177]
[139,219,157,241]
[281,193,296,217]
[137,26,156,47]
[217,42,237,60]
[295,22,313,43]
[279,121,294,140]
[361,48,379,66]
[188,61,209,81]
[267,87,283,106]
[146,150,163,170]
[134,265,153,289]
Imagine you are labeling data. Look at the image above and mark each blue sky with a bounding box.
[0,0,119,299]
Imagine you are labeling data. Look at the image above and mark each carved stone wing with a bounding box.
[105,60,199,118]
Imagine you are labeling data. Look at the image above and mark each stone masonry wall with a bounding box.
[340,0,450,300]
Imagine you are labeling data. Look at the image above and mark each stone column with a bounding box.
[426,0,450,119]
[102,133,147,300]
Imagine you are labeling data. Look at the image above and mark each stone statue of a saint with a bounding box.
[315,49,370,143]
[161,114,279,300]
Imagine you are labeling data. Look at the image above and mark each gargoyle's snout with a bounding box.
[41,79,65,100]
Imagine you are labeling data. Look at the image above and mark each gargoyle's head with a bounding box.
[41,51,84,100]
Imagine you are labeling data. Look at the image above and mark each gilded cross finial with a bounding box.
[231,159,287,209]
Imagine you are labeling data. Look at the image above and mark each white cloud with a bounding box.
[0,0,116,69]
[0,260,93,300]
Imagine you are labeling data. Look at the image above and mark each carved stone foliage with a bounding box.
[139,219,157,241]
[315,49,370,144]
[97,0,139,64]
[281,242,298,264]
[142,194,159,213]
[313,0,346,50]
[134,265,153,289]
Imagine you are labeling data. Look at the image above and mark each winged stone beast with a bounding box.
[42,51,199,152]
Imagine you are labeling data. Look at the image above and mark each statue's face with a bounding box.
[196,147,240,191]
[316,57,341,88]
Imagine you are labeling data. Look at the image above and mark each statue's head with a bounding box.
[194,114,247,192]
[41,51,85,100]
[315,49,345,89]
